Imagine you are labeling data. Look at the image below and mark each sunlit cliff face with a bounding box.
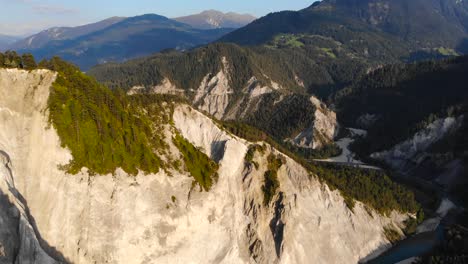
[0,68,408,264]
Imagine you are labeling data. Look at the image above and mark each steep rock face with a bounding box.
[289,96,339,149]
[0,69,60,264]
[0,153,58,264]
[174,105,406,263]
[0,69,406,263]
[371,116,463,169]
[194,58,234,119]
[245,77,274,98]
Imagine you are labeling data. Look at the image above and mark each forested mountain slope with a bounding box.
[335,55,468,156]
[221,0,468,56]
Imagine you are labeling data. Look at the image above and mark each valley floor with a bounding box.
[315,128,381,170]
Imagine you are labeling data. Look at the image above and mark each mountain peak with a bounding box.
[128,13,170,21]
[200,9,224,15]
[174,10,256,29]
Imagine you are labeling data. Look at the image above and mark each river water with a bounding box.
[366,199,455,264]
[367,226,443,264]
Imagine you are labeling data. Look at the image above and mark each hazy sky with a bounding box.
[0,0,315,36]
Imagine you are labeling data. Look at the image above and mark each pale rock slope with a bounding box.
[128,78,184,96]
[0,68,406,264]
[371,116,463,169]
[194,57,234,119]
[289,96,339,149]
[0,68,59,264]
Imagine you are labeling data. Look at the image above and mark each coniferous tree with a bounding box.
[3,51,21,68]
[21,53,37,70]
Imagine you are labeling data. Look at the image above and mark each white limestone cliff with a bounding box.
[0,68,60,264]
[193,57,236,120]
[0,68,407,264]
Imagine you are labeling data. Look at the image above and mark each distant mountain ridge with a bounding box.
[8,10,255,69]
[10,17,126,50]
[0,34,21,51]
[10,14,233,70]
[174,10,256,29]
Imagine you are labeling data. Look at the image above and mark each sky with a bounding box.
[0,0,315,36]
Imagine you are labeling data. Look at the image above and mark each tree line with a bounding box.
[0,51,37,70]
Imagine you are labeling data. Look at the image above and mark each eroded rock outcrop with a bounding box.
[125,57,338,151]
[371,116,464,170]
[289,96,339,149]
[128,78,184,96]
[194,68,233,119]
[0,69,60,264]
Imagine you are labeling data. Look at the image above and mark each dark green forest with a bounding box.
[262,154,284,206]
[89,42,372,99]
[0,51,37,70]
[89,43,361,153]
[173,133,219,191]
[40,57,164,175]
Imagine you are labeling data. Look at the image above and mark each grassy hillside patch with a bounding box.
[319,47,336,59]
[173,133,219,191]
[436,47,458,56]
[266,34,305,49]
